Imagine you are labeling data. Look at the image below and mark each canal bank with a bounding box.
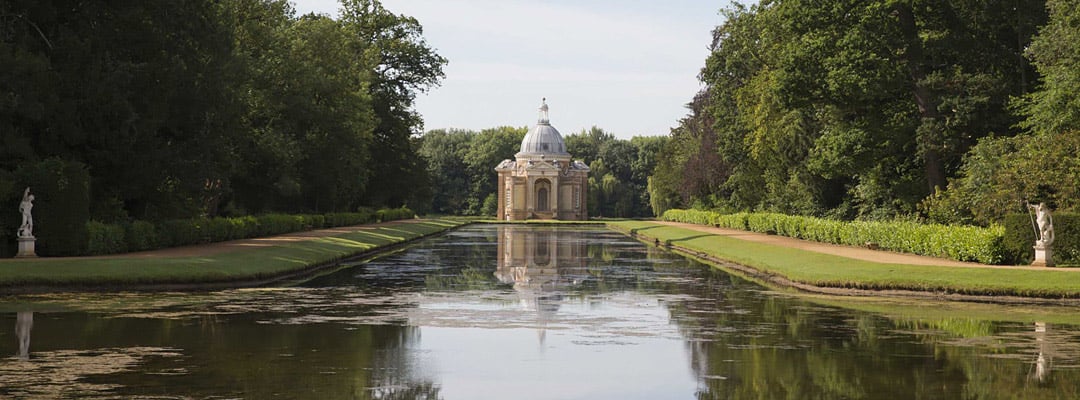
[607,220,1080,303]
[0,219,465,293]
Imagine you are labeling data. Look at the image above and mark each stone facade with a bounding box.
[495,100,589,220]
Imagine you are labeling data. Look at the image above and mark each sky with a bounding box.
[291,0,731,139]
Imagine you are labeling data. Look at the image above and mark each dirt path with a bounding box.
[10,219,434,261]
[650,220,1063,270]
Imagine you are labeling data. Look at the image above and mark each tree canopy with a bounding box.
[0,0,444,221]
[650,0,1061,224]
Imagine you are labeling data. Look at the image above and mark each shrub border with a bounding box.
[85,207,414,256]
[660,209,1006,264]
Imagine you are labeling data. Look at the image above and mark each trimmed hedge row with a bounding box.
[1004,213,1080,265]
[660,209,1006,264]
[85,207,414,256]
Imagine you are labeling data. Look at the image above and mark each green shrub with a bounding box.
[125,220,159,252]
[158,218,205,248]
[76,208,416,256]
[325,212,374,227]
[376,207,414,222]
[86,221,127,255]
[1004,213,1080,265]
[255,214,304,236]
[661,209,1007,264]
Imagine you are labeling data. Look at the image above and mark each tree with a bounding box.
[1019,0,1080,135]
[925,0,1080,224]
[654,0,1046,220]
[463,126,527,215]
[339,0,447,209]
[418,129,475,214]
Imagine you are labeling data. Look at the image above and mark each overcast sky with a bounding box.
[291,0,731,138]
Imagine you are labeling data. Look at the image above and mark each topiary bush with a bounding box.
[1004,213,1080,265]
[661,209,1007,264]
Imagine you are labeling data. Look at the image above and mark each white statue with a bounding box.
[17,187,34,238]
[1029,202,1054,245]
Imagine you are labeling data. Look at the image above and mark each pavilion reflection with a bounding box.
[493,225,588,294]
[493,225,589,343]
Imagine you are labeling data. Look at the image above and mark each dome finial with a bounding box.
[538,98,550,124]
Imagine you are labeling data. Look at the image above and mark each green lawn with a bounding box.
[0,219,464,288]
[608,220,1080,299]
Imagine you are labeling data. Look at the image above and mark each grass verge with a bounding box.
[608,220,1080,299]
[0,219,464,289]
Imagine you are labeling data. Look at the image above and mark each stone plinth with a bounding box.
[15,236,36,258]
[1032,242,1053,267]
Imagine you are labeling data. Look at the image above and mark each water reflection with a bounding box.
[493,225,588,345]
[2,225,1080,399]
[15,311,31,360]
[1034,322,1050,383]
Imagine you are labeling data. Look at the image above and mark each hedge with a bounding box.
[1004,213,1080,265]
[85,207,414,256]
[660,209,1006,264]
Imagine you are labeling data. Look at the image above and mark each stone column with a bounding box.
[551,176,559,219]
[497,172,506,220]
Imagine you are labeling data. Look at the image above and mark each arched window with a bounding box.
[537,188,549,211]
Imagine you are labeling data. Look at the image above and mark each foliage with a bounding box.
[651,1,1046,221]
[463,127,528,214]
[612,221,1079,298]
[661,209,1006,264]
[376,206,414,222]
[81,207,413,256]
[0,0,442,233]
[1003,213,1080,265]
[86,221,126,255]
[9,159,91,256]
[923,131,1080,225]
[566,127,663,218]
[341,0,446,210]
[1018,0,1080,136]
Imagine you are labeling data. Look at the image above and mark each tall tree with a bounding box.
[418,129,476,214]
[339,0,446,208]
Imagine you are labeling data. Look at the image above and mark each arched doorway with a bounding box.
[537,188,549,211]
[535,179,552,212]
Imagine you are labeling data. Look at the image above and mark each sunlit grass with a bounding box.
[609,221,1080,299]
[0,219,464,288]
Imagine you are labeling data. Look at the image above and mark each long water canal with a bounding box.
[2,224,1080,399]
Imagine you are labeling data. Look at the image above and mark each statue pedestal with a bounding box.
[15,236,36,258]
[1032,242,1054,267]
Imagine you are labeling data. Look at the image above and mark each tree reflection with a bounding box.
[661,271,1080,399]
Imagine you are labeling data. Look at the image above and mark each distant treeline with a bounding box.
[0,0,444,253]
[419,127,666,218]
[650,0,1080,225]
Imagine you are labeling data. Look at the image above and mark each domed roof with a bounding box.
[517,99,570,157]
